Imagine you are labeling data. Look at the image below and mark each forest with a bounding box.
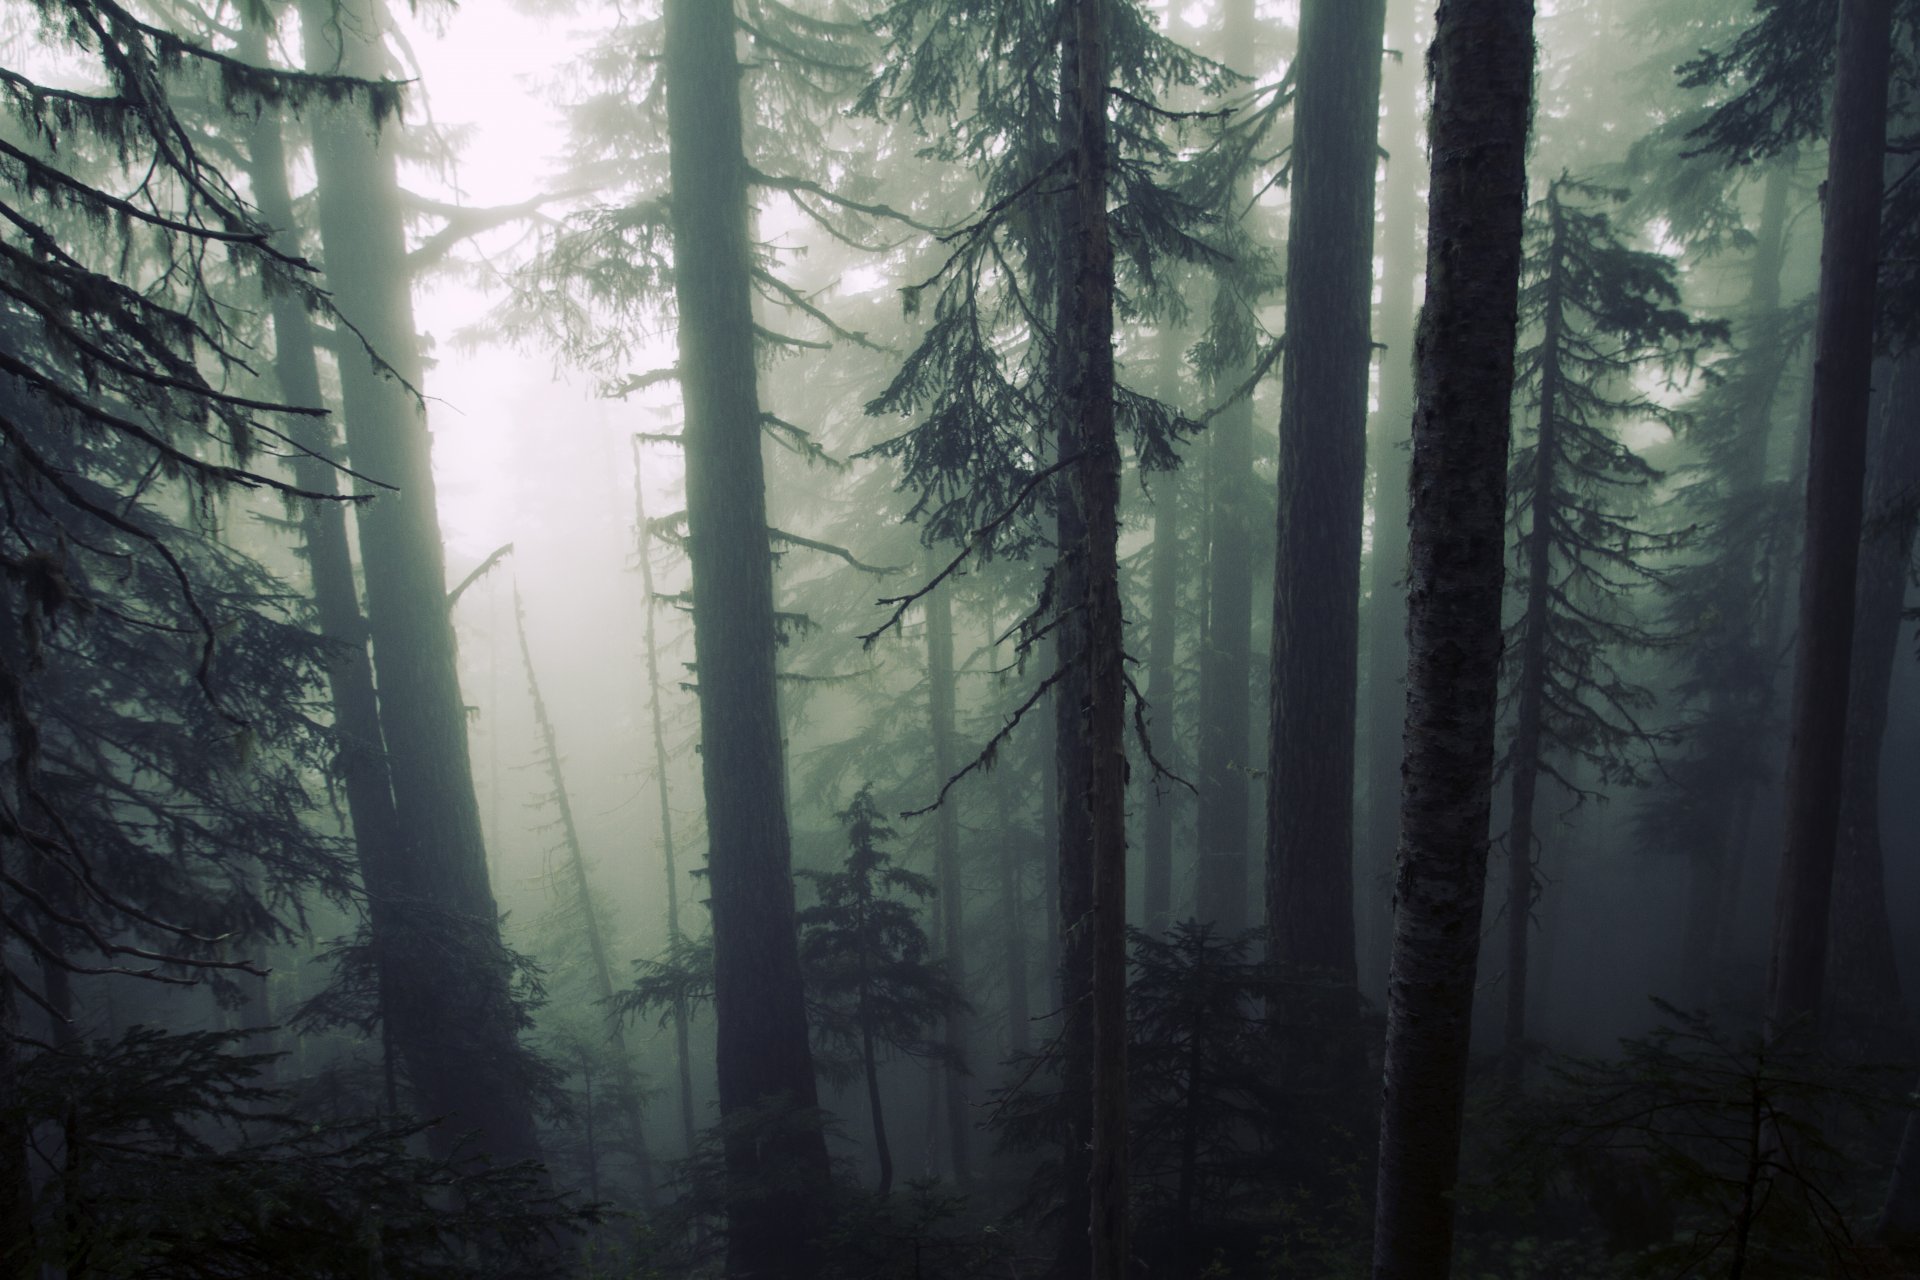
[2,0,1918,1275]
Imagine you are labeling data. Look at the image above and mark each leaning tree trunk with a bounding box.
[1362,0,1425,999]
[1052,0,1127,1273]
[513,590,657,1203]
[1765,0,1894,1036]
[1371,0,1535,1275]
[299,0,541,1166]
[661,0,833,1271]
[1267,0,1386,1025]
[1826,354,1919,1051]
[925,582,971,1183]
[1194,0,1258,934]
[631,441,699,1157]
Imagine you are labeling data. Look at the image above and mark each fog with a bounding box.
[4,0,1918,1276]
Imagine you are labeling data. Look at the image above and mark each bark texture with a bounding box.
[1370,0,1534,1275]
[1765,0,1895,1034]
[925,583,971,1182]
[661,0,833,1269]
[1267,0,1386,1015]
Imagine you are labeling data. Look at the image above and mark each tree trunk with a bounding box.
[862,1011,893,1197]
[513,590,656,1203]
[632,441,700,1157]
[1054,0,1127,1273]
[299,0,541,1166]
[1501,188,1567,1082]
[1370,0,1535,1274]
[1362,0,1425,1000]
[1143,429,1181,937]
[1267,0,1386,1021]
[1826,354,1919,1050]
[661,0,833,1269]
[999,765,1033,1058]
[1194,0,1258,935]
[925,583,971,1183]
[1764,0,1894,1036]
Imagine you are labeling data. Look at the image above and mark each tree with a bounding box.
[797,786,968,1197]
[1498,176,1720,1078]
[661,0,835,1267]
[1764,0,1896,1034]
[298,0,545,1166]
[1370,0,1536,1274]
[1266,0,1387,1025]
[923,583,972,1180]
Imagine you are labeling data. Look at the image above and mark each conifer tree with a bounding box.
[1498,176,1721,1078]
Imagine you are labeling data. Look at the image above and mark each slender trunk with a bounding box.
[298,0,541,1163]
[998,755,1033,1058]
[1,942,35,1280]
[632,441,700,1157]
[1501,193,1565,1082]
[1267,0,1386,1020]
[661,0,832,1268]
[862,1013,893,1197]
[1879,1093,1920,1252]
[1362,0,1425,999]
[1826,355,1919,1048]
[512,591,656,1203]
[1765,0,1895,1035]
[1052,0,1121,1274]
[1194,0,1257,934]
[1144,439,1181,936]
[925,583,971,1182]
[1370,0,1534,1274]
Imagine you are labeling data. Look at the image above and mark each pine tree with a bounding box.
[1498,176,1721,1079]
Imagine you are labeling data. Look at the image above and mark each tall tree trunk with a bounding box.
[1362,0,1425,999]
[512,590,656,1203]
[1679,164,1793,1000]
[925,583,971,1183]
[1764,0,1894,1035]
[1370,0,1535,1274]
[1501,192,1566,1082]
[1194,0,1257,934]
[660,0,833,1270]
[1267,0,1386,1021]
[1826,354,1919,1049]
[861,1012,893,1197]
[298,0,540,1165]
[1143,436,1181,935]
[1053,0,1127,1273]
[631,441,700,1157]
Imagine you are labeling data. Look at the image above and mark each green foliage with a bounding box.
[6,1025,594,1277]
[1503,175,1725,792]
[797,785,968,1083]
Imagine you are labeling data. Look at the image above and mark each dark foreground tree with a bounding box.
[1370,0,1536,1274]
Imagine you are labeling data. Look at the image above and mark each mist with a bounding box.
[3,0,1918,1276]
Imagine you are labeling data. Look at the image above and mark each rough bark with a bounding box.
[925,583,971,1183]
[1370,0,1535,1275]
[1826,354,1919,1049]
[661,0,833,1269]
[1052,0,1126,1272]
[1194,0,1258,934]
[299,0,541,1166]
[513,591,656,1202]
[1361,0,1425,999]
[1764,0,1895,1035]
[1267,0,1386,1018]
[632,441,699,1157]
